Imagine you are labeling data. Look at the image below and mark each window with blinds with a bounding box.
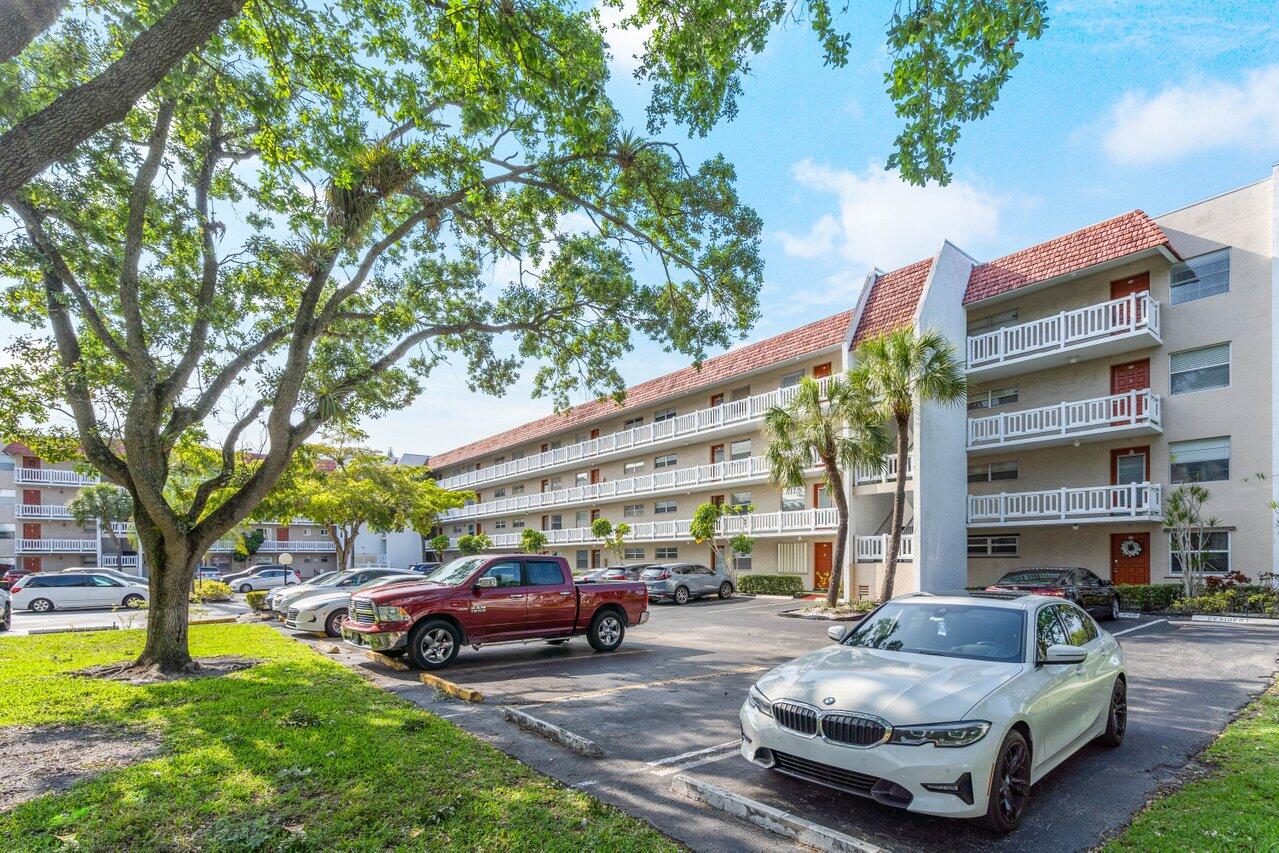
[1170,248,1230,305]
[777,542,807,574]
[1170,342,1230,394]
[1170,436,1230,483]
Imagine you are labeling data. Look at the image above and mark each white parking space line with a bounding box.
[662,601,796,615]
[649,747,741,777]
[1112,618,1168,637]
[646,739,742,767]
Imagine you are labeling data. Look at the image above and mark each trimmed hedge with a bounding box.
[191,580,232,603]
[738,574,805,596]
[245,590,269,611]
[1115,583,1182,612]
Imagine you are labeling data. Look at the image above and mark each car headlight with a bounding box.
[374,605,410,622]
[889,721,991,748]
[747,685,774,718]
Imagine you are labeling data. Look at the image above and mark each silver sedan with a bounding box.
[285,575,425,637]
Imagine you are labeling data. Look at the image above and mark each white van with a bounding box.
[10,572,149,612]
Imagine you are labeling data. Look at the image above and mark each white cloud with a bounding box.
[776,160,1004,272]
[594,0,651,74]
[1100,66,1279,165]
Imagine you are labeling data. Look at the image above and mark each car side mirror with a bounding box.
[475,576,498,590]
[1040,644,1087,665]
[827,625,847,643]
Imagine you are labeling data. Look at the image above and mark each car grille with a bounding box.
[772,751,881,795]
[351,598,376,624]
[821,713,888,747]
[773,701,819,737]
[286,607,300,621]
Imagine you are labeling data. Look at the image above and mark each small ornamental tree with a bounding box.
[591,518,631,565]
[232,529,265,564]
[520,528,549,554]
[67,482,134,560]
[1164,484,1220,597]
[429,534,451,559]
[457,533,493,556]
[690,501,753,574]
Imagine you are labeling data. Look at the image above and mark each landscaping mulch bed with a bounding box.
[0,725,161,811]
[74,655,259,685]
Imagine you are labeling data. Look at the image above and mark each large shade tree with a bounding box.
[0,1,1041,675]
[764,374,889,605]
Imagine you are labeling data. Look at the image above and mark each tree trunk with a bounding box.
[0,0,66,64]
[0,0,245,199]
[132,515,197,673]
[879,412,911,601]
[827,462,848,607]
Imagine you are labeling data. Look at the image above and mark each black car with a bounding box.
[987,567,1120,621]
[577,564,653,583]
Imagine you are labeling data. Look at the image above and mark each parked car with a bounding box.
[740,592,1126,834]
[578,564,653,583]
[986,567,1120,621]
[340,554,649,670]
[1,567,34,590]
[230,567,301,593]
[408,562,443,575]
[220,568,256,585]
[641,563,734,604]
[0,587,10,630]
[9,572,150,612]
[62,567,146,585]
[195,566,222,581]
[286,574,425,637]
[269,568,412,613]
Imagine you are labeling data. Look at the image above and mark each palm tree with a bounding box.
[855,327,967,601]
[765,374,889,606]
[67,482,134,560]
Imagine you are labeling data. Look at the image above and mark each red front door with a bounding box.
[813,542,833,591]
[22,522,40,540]
[276,527,290,542]
[21,456,39,469]
[589,468,601,485]
[710,393,724,408]
[1110,359,1150,422]
[1110,533,1150,585]
[813,362,833,379]
[1110,272,1150,327]
[22,556,42,572]
[21,489,40,506]
[1111,446,1150,484]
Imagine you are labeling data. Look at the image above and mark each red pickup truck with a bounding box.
[340,554,648,670]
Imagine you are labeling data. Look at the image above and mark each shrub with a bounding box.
[1171,587,1279,615]
[190,580,232,603]
[1115,583,1183,612]
[246,590,269,611]
[738,574,804,596]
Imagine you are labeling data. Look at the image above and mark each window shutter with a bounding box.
[1170,248,1230,305]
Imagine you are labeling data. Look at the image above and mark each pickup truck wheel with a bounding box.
[718,582,734,599]
[587,610,625,652]
[673,586,690,605]
[408,619,461,670]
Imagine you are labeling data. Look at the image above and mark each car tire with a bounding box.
[408,618,461,670]
[1098,677,1127,747]
[29,597,54,613]
[122,594,145,608]
[1102,596,1120,622]
[673,586,690,605]
[238,583,252,593]
[545,638,570,646]
[0,604,10,631]
[718,582,734,600]
[587,609,625,652]
[324,608,348,638]
[978,729,1031,835]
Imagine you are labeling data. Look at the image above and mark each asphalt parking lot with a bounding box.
[288,598,1279,852]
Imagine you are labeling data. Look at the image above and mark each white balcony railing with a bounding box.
[16,538,99,553]
[15,504,74,519]
[855,534,915,562]
[451,507,840,549]
[442,455,819,522]
[967,293,1160,372]
[967,390,1161,450]
[855,453,913,486]
[207,539,335,553]
[967,482,1162,526]
[101,555,140,567]
[438,378,833,491]
[13,467,100,486]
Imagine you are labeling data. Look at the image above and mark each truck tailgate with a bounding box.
[574,580,647,629]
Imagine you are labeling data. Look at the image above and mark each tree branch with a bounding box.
[164,324,291,438]
[186,398,267,523]
[0,0,67,64]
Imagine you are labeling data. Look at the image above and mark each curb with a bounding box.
[190,616,239,625]
[27,624,119,635]
[363,650,411,671]
[501,706,603,757]
[1191,613,1279,627]
[420,672,484,703]
[671,774,881,852]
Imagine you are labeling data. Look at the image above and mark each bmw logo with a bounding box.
[822,696,836,706]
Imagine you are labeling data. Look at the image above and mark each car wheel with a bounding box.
[122,594,145,608]
[673,586,690,605]
[324,608,348,638]
[238,583,252,593]
[29,597,54,613]
[979,729,1031,835]
[718,582,734,600]
[1102,596,1121,622]
[408,618,461,670]
[545,638,570,646]
[587,609,625,652]
[1098,677,1127,747]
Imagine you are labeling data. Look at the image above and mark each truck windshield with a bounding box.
[426,557,489,587]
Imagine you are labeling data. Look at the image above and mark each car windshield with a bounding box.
[309,571,342,585]
[353,574,417,592]
[424,557,489,587]
[841,602,1025,663]
[998,570,1070,585]
[640,568,667,579]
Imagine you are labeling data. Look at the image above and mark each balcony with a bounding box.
[966,293,1160,380]
[854,453,913,486]
[438,379,832,491]
[15,504,74,519]
[967,391,1162,454]
[13,467,100,486]
[967,482,1162,527]
[101,555,140,567]
[207,539,335,553]
[16,538,98,553]
[454,507,840,548]
[441,455,818,522]
[854,534,915,562]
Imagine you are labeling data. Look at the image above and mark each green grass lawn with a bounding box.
[0,625,678,851]
[1107,679,1279,851]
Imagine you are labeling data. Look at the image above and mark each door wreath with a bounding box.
[1119,537,1143,558]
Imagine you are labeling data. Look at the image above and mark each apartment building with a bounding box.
[431,168,1279,597]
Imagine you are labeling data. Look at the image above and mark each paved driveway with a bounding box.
[292,598,1278,852]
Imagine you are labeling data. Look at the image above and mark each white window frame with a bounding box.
[967,460,1018,483]
[653,453,678,469]
[623,416,644,429]
[729,491,752,509]
[968,386,1018,412]
[967,534,1020,557]
[623,503,644,518]
[654,499,678,515]
[1170,248,1230,305]
[780,370,804,388]
[494,519,507,530]
[653,407,677,423]
[623,547,645,560]
[780,487,805,511]
[729,439,752,461]
[1169,530,1230,575]
[655,546,679,559]
[623,460,644,475]
[1170,436,1231,484]
[1170,342,1231,395]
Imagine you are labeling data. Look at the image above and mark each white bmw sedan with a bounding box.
[740,592,1126,834]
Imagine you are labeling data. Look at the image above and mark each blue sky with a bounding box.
[375,0,1279,458]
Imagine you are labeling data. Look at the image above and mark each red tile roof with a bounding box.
[430,310,855,470]
[850,258,933,347]
[964,211,1176,304]
[4,442,34,456]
